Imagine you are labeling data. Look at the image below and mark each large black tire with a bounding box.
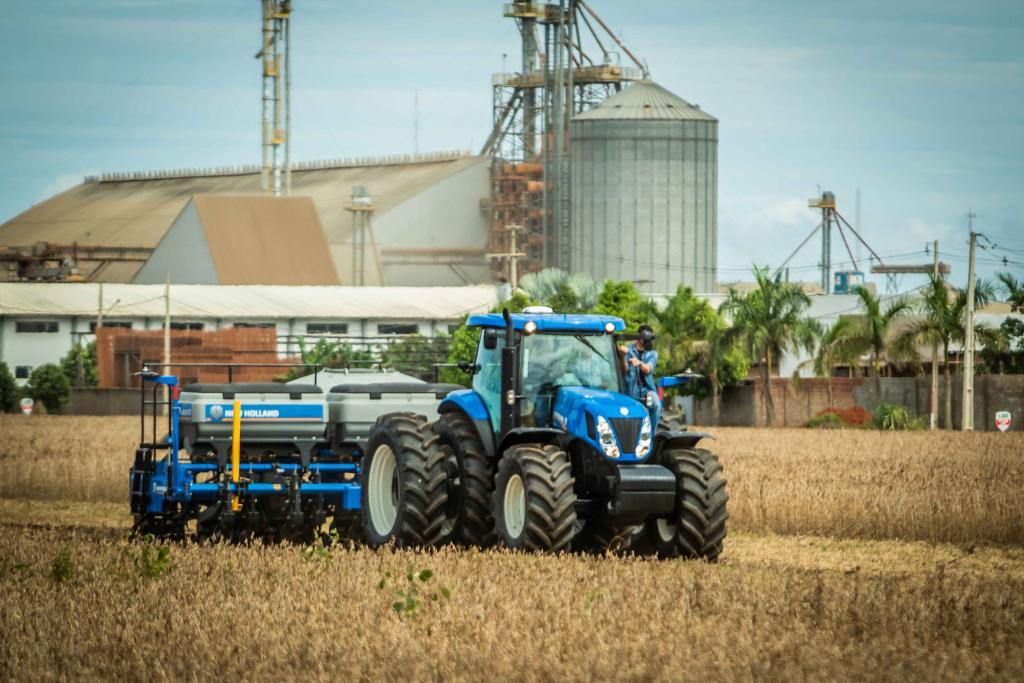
[643,447,728,560]
[493,444,577,552]
[360,413,448,548]
[433,412,495,547]
[658,411,687,434]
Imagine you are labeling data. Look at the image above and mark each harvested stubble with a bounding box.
[709,426,1024,545]
[1,526,1023,682]
[2,416,1022,545]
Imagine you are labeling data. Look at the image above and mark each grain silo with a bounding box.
[570,80,718,294]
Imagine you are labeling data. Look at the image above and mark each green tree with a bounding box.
[283,337,374,381]
[689,313,750,425]
[28,363,71,413]
[983,272,1024,373]
[594,280,650,333]
[794,316,861,409]
[903,275,997,428]
[0,362,18,413]
[382,334,449,382]
[519,268,598,311]
[438,319,481,386]
[652,285,717,375]
[546,282,586,314]
[849,286,913,380]
[721,266,817,427]
[60,341,99,388]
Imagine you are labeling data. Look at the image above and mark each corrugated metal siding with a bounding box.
[0,283,497,320]
[570,84,718,294]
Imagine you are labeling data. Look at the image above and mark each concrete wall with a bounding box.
[68,388,139,415]
[691,375,1024,431]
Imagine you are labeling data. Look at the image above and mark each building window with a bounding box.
[15,320,58,334]
[169,322,205,331]
[378,323,419,335]
[447,324,461,335]
[306,323,348,335]
[15,366,31,379]
[233,322,276,329]
[89,321,133,332]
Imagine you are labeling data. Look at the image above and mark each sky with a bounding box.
[2,0,1023,290]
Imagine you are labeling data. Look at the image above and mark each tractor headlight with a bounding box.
[595,416,620,459]
[636,415,653,458]
[523,320,537,335]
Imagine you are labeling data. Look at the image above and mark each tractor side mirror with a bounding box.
[483,328,498,350]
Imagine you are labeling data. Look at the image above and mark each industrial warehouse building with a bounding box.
[0,282,498,383]
[0,152,491,287]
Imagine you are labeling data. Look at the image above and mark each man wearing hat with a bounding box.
[620,324,661,429]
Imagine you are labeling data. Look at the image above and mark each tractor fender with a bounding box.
[655,430,714,453]
[438,390,497,458]
[499,427,565,454]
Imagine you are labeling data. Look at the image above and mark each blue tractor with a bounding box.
[359,307,729,559]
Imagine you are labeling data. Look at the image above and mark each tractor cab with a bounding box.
[465,307,651,458]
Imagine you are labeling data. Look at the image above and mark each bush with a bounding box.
[805,412,846,429]
[60,341,98,388]
[873,403,925,431]
[0,362,17,413]
[28,364,71,413]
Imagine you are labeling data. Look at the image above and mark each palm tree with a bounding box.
[850,286,913,380]
[996,272,1024,312]
[904,275,996,428]
[721,267,817,426]
[794,316,861,408]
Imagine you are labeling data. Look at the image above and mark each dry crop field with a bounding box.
[2,415,1023,681]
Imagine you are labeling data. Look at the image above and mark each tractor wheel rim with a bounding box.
[504,474,526,539]
[656,517,676,543]
[369,444,398,536]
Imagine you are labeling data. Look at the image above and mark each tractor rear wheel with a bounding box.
[644,447,728,560]
[657,411,687,434]
[361,413,448,548]
[433,411,495,547]
[493,444,576,553]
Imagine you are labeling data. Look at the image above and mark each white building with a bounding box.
[0,282,498,383]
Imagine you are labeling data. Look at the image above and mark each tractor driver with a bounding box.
[619,324,661,428]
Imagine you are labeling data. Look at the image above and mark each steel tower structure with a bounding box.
[259,1,292,196]
[482,1,647,281]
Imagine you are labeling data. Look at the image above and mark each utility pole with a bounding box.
[485,223,526,289]
[96,282,104,331]
[930,240,939,430]
[163,274,171,378]
[962,215,977,431]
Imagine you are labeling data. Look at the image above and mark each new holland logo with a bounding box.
[209,404,224,421]
[619,407,629,416]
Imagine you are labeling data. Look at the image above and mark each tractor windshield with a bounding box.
[520,332,621,427]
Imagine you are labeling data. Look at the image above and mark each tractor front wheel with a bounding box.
[493,444,577,553]
[361,413,448,548]
[642,447,728,560]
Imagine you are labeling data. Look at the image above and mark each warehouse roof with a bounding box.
[134,195,340,286]
[0,151,479,282]
[0,283,498,320]
[575,80,716,122]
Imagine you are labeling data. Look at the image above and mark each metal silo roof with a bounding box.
[574,80,716,122]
